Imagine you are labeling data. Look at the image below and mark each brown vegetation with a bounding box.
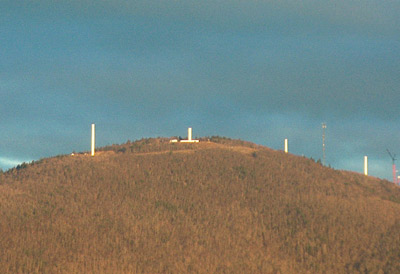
[0,137,399,273]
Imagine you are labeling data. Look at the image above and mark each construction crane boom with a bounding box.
[387,149,396,164]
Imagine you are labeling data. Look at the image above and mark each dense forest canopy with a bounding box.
[1,137,399,273]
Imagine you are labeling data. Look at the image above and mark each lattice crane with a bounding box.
[386,149,398,184]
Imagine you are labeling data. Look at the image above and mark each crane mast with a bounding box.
[386,149,398,184]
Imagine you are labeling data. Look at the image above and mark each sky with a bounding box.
[1,1,400,181]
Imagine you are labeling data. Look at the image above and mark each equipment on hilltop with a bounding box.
[386,149,398,185]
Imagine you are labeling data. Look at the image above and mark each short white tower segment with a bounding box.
[180,127,199,143]
[91,124,95,156]
[188,127,192,141]
[364,156,368,176]
[284,139,288,153]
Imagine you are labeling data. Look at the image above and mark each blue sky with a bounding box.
[1,1,400,181]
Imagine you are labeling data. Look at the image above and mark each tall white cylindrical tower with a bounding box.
[188,127,192,141]
[91,124,95,156]
[364,156,368,176]
[284,139,288,153]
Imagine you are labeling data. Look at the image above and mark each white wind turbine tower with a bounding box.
[91,124,95,156]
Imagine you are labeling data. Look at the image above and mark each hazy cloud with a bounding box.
[0,157,27,169]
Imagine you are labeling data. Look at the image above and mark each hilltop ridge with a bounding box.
[0,137,400,273]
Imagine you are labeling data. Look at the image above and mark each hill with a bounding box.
[0,137,400,273]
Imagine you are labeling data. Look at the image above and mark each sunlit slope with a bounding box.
[1,137,399,273]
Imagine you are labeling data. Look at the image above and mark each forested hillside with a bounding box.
[1,137,399,273]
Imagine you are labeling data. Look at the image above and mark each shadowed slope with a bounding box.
[0,137,399,273]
